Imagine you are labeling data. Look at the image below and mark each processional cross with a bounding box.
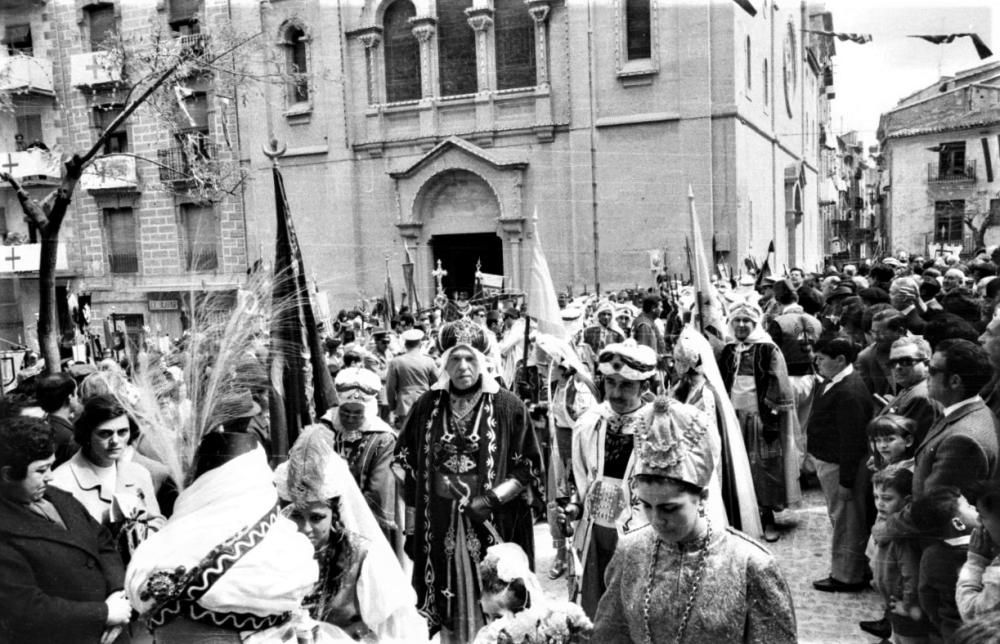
[432,259,447,297]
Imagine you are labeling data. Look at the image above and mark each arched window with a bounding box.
[383,0,421,102]
[763,58,769,106]
[494,0,535,90]
[437,0,477,96]
[745,36,752,90]
[625,0,651,60]
[282,24,309,104]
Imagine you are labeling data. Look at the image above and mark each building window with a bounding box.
[15,114,43,147]
[745,36,752,91]
[437,0,477,96]
[168,0,200,36]
[763,59,769,106]
[934,200,965,243]
[3,24,32,56]
[383,0,421,102]
[94,105,127,154]
[86,3,117,51]
[494,0,535,90]
[938,141,967,177]
[625,0,651,60]
[104,208,138,274]
[280,25,309,105]
[180,204,218,271]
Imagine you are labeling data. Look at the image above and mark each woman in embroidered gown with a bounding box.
[670,326,762,537]
[274,425,428,643]
[593,397,797,644]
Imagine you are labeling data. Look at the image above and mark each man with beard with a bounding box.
[564,340,657,617]
[394,319,543,643]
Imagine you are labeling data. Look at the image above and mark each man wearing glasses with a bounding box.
[878,336,942,446]
[856,309,908,402]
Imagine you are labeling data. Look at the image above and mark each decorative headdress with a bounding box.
[597,340,657,381]
[483,543,545,610]
[274,424,350,506]
[727,300,763,325]
[438,318,488,353]
[595,300,615,316]
[634,396,714,489]
[334,367,381,407]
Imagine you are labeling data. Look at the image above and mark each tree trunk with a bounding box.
[37,228,62,373]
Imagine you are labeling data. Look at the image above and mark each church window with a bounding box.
[437,0,477,96]
[383,0,421,102]
[625,0,651,60]
[282,25,310,105]
[494,0,535,90]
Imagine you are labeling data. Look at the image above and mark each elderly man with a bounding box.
[566,340,657,617]
[880,336,942,446]
[394,319,543,643]
[942,267,967,297]
[856,309,908,402]
[890,275,928,334]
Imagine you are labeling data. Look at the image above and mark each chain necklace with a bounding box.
[642,519,713,644]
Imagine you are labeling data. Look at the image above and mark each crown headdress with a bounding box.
[635,396,714,489]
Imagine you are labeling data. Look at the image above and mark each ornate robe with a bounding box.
[594,526,797,644]
[394,387,543,641]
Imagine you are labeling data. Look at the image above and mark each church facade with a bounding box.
[235,0,835,308]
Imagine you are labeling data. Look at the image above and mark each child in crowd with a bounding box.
[910,488,979,642]
[866,468,926,644]
[956,486,1000,623]
[867,414,917,472]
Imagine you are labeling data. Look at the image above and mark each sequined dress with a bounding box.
[593,525,797,644]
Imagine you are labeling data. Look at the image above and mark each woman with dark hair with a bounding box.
[51,394,163,562]
[593,397,797,643]
[0,416,132,643]
[274,425,427,642]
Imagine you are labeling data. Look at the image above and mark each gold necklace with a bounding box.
[642,519,713,644]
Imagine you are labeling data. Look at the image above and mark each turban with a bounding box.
[597,340,657,381]
[728,300,763,325]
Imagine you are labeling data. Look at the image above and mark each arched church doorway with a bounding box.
[430,233,503,298]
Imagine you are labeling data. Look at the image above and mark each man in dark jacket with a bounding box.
[809,337,875,592]
[0,416,131,644]
[35,372,81,466]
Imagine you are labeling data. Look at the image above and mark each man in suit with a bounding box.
[879,335,941,446]
[582,301,625,360]
[808,337,875,592]
[35,372,81,467]
[915,338,1000,501]
[890,275,929,334]
[855,309,908,401]
[0,415,131,644]
[385,328,439,429]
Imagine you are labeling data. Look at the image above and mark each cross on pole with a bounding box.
[432,259,447,296]
[1,153,19,175]
[5,247,21,272]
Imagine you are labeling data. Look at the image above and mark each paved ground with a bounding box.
[533,487,885,644]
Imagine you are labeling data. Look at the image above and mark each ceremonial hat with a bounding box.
[728,299,763,325]
[438,318,489,353]
[595,300,615,315]
[400,328,425,342]
[634,396,714,489]
[334,367,381,406]
[597,339,657,381]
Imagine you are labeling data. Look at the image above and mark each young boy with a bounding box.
[867,468,926,643]
[956,486,1000,622]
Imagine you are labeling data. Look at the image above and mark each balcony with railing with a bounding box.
[157,141,218,183]
[928,160,977,183]
[70,51,123,87]
[80,154,140,192]
[108,252,139,274]
[0,54,55,95]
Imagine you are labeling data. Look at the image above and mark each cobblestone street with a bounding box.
[535,487,882,643]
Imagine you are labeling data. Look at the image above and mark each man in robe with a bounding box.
[394,319,543,643]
